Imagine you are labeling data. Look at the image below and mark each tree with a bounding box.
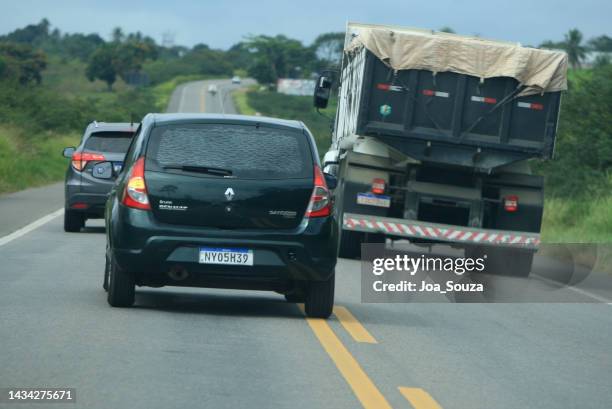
[86,45,116,90]
[438,26,456,33]
[588,35,612,52]
[563,29,587,69]
[245,35,315,84]
[312,32,344,70]
[0,42,47,84]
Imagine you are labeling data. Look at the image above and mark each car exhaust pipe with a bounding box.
[168,266,189,281]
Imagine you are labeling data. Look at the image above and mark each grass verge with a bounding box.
[0,126,79,194]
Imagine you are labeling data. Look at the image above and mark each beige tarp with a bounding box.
[345,24,568,96]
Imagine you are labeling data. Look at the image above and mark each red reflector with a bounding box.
[71,203,88,209]
[371,178,386,195]
[376,83,390,91]
[422,89,435,96]
[484,97,497,104]
[531,103,544,110]
[504,195,519,212]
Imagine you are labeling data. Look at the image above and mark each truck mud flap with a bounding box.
[343,212,540,249]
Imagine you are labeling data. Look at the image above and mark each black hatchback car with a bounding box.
[102,113,338,318]
[62,121,138,232]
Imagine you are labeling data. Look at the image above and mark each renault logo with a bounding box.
[224,187,235,201]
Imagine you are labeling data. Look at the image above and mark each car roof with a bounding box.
[148,113,304,130]
[87,122,140,133]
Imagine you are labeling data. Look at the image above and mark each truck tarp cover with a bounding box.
[345,24,568,96]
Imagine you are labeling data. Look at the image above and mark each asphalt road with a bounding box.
[1,79,611,409]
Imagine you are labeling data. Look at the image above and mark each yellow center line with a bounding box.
[299,305,392,409]
[333,306,377,344]
[399,387,444,409]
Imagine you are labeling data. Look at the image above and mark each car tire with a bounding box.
[103,253,110,292]
[64,209,84,232]
[305,272,335,318]
[107,253,135,307]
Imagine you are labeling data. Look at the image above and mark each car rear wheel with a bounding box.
[64,209,84,232]
[103,253,110,291]
[305,272,335,318]
[338,230,362,259]
[107,253,135,307]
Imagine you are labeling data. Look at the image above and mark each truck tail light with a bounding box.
[71,152,105,172]
[372,178,386,195]
[504,195,518,212]
[305,166,332,218]
[122,157,151,210]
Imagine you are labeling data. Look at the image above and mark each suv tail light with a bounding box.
[71,152,105,172]
[372,178,386,195]
[122,157,151,210]
[305,166,332,218]
[504,195,518,212]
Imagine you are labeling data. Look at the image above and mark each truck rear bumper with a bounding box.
[343,212,540,249]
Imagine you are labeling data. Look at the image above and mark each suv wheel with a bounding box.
[107,253,135,307]
[304,272,335,318]
[64,209,84,232]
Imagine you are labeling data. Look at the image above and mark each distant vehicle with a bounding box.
[231,76,241,84]
[102,113,338,318]
[316,22,567,276]
[62,122,138,232]
[208,84,218,94]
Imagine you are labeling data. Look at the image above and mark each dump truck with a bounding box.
[314,22,568,276]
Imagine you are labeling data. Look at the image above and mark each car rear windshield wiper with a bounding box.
[162,164,233,176]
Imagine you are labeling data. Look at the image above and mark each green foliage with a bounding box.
[312,32,344,71]
[534,64,612,198]
[587,35,612,52]
[86,44,116,90]
[245,35,316,84]
[0,42,47,84]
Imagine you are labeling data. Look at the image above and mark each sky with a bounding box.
[0,0,610,49]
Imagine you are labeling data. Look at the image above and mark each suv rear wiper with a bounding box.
[162,164,233,176]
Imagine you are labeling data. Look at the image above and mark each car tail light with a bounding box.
[372,178,386,195]
[71,152,105,172]
[305,166,332,218]
[71,203,89,209]
[504,195,518,212]
[122,157,151,210]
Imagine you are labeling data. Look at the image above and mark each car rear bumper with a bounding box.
[111,206,338,287]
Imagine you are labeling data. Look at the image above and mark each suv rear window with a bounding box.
[84,131,134,153]
[146,123,313,179]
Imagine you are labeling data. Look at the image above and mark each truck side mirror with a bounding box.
[63,147,75,158]
[314,75,332,109]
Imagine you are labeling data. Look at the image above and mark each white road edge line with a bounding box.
[0,208,63,247]
[532,273,612,304]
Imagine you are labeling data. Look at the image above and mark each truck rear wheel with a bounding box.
[338,230,362,259]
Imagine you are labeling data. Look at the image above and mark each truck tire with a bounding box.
[107,254,135,307]
[64,209,84,232]
[305,272,335,318]
[467,246,534,277]
[338,230,363,259]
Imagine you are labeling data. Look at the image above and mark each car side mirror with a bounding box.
[92,161,113,180]
[314,75,332,109]
[324,172,337,190]
[63,147,75,158]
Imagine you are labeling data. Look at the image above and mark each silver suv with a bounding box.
[62,121,138,232]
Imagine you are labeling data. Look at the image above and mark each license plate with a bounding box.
[357,193,391,208]
[199,247,253,266]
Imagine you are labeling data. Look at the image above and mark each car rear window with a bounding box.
[84,131,134,153]
[145,123,313,179]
